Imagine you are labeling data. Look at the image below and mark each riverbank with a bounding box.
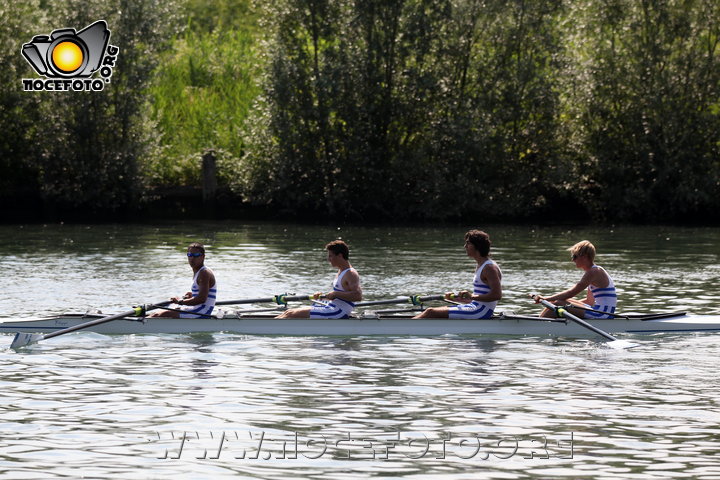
[4,187,719,225]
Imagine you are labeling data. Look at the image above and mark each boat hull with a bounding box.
[1,312,719,337]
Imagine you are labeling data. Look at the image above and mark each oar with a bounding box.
[530,295,639,349]
[215,294,311,306]
[409,294,445,305]
[354,295,443,308]
[291,294,446,307]
[217,294,444,308]
[10,301,172,349]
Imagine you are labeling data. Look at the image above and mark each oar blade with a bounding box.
[11,333,43,349]
[605,339,640,350]
[531,295,643,349]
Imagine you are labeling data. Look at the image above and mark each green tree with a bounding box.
[411,0,567,219]
[566,0,720,221]
[240,0,566,221]
[23,0,180,215]
[0,0,46,202]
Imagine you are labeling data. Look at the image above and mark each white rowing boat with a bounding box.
[1,311,719,338]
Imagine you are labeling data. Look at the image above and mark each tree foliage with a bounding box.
[0,0,45,197]
[565,0,720,221]
[0,0,718,222]
[0,0,179,215]
[240,0,569,220]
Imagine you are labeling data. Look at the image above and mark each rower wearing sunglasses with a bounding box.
[149,242,217,318]
[534,240,617,319]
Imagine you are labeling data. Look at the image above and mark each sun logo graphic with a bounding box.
[21,20,119,92]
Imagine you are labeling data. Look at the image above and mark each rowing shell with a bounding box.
[1,311,719,338]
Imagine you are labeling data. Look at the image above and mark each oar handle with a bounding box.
[529,293,544,303]
[353,295,446,307]
[216,294,312,306]
[531,293,624,320]
[409,294,445,305]
[532,296,622,343]
[274,294,311,305]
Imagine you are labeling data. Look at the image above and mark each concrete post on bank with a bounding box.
[202,149,217,213]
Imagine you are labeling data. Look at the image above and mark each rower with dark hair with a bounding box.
[414,230,502,319]
[277,240,362,319]
[149,242,217,318]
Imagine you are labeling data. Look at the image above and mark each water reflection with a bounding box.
[2,332,720,478]
[1,223,720,479]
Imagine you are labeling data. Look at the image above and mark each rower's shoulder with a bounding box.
[590,264,610,277]
[587,265,611,286]
[485,260,501,273]
[198,266,215,279]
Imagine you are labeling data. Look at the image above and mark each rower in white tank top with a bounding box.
[448,260,501,319]
[178,266,217,318]
[413,230,502,320]
[584,265,617,319]
[309,267,356,318]
[536,240,618,319]
[276,240,362,320]
[149,242,217,319]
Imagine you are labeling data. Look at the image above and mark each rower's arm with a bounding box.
[181,270,210,305]
[546,272,592,303]
[472,264,502,303]
[327,270,362,302]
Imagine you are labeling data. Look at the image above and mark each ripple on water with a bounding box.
[1,223,720,478]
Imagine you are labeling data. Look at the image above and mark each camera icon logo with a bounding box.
[23,20,110,78]
[21,20,119,91]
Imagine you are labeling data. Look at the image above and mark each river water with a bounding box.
[1,222,718,479]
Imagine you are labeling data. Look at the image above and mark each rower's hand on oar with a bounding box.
[446,291,472,303]
[170,292,191,303]
[311,292,324,300]
[528,293,639,349]
[529,293,545,304]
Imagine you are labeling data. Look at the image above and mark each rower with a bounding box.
[414,230,502,319]
[149,242,217,318]
[277,240,362,319]
[534,240,617,318]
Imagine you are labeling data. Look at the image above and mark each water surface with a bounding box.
[1,222,718,479]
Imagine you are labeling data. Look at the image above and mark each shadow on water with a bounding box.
[186,332,218,349]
